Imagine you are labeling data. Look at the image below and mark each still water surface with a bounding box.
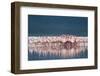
[28,43,88,60]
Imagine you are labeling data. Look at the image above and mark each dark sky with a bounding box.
[28,15,88,36]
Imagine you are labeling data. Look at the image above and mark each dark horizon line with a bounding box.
[28,34,88,37]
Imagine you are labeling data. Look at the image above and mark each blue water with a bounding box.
[28,15,88,36]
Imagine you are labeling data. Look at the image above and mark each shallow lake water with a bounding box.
[28,43,88,60]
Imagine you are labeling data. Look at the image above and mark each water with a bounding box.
[28,42,88,60]
[28,50,88,60]
[28,15,88,36]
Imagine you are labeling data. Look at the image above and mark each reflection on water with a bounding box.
[28,41,88,60]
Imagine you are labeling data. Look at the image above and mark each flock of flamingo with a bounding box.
[28,35,88,57]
